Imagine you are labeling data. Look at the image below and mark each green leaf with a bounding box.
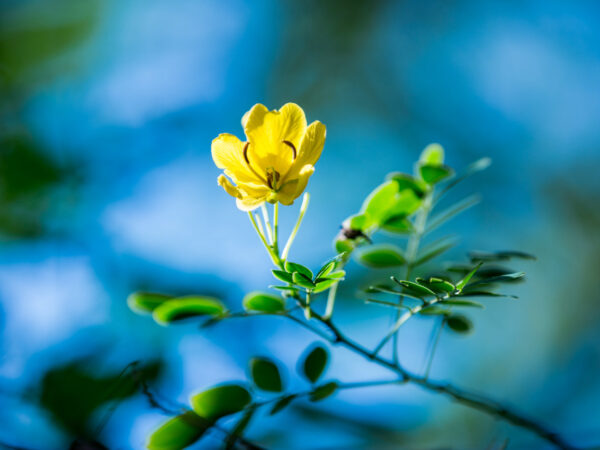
[315,261,336,279]
[381,215,414,234]
[357,245,406,268]
[301,345,329,383]
[335,238,355,254]
[441,299,484,308]
[391,278,436,297]
[469,251,537,262]
[292,272,315,289]
[313,278,340,293]
[420,305,452,316]
[446,315,473,334]
[272,270,294,284]
[269,285,300,294]
[386,172,426,197]
[224,408,255,449]
[456,262,483,292]
[348,213,370,230]
[127,292,172,313]
[309,381,338,402]
[362,181,422,225]
[413,238,456,267]
[418,277,455,293]
[147,411,210,450]
[250,357,283,392]
[324,270,345,279]
[437,157,492,196]
[365,284,401,295]
[243,292,285,313]
[152,297,225,325]
[469,272,526,287]
[190,384,251,421]
[457,290,518,299]
[285,261,313,279]
[270,395,296,415]
[427,195,481,234]
[420,164,453,185]
[419,143,445,165]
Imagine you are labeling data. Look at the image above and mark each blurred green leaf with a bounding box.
[419,143,445,165]
[386,172,426,197]
[301,345,329,383]
[381,214,414,234]
[272,269,294,284]
[468,272,526,287]
[469,251,537,262]
[310,382,339,402]
[285,261,313,279]
[127,292,172,313]
[243,292,285,313]
[250,358,283,392]
[335,237,355,254]
[420,306,452,316]
[420,164,453,185]
[456,262,483,292]
[446,315,473,334]
[152,297,225,325]
[269,285,300,294]
[357,245,406,268]
[39,360,162,438]
[190,384,251,421]
[413,238,456,267]
[292,272,315,289]
[427,195,481,234]
[270,395,296,415]
[441,299,484,308]
[363,181,422,226]
[313,278,340,293]
[147,411,209,450]
[457,290,518,299]
[392,278,436,297]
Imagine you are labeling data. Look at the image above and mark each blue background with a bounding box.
[0,0,599,448]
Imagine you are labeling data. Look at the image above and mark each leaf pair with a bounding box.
[272,258,345,293]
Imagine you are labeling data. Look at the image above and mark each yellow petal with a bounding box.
[277,164,314,204]
[212,133,262,184]
[236,196,266,211]
[282,121,325,183]
[243,103,308,176]
[217,174,241,199]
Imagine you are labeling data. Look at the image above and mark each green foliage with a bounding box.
[250,358,283,392]
[270,394,296,415]
[309,381,338,402]
[127,292,172,313]
[357,244,406,268]
[190,384,251,421]
[152,297,225,325]
[243,292,286,313]
[446,315,473,334]
[301,345,329,383]
[147,412,210,450]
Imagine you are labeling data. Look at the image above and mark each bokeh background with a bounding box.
[1,0,599,448]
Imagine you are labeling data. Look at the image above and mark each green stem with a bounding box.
[389,192,433,362]
[248,212,280,267]
[260,204,274,245]
[281,193,310,261]
[424,317,444,379]
[273,202,280,256]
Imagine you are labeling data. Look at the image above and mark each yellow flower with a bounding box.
[211,103,326,211]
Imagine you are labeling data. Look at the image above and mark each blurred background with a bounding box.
[1,0,599,448]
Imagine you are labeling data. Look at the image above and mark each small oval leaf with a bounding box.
[128,292,172,313]
[243,292,285,313]
[446,315,473,334]
[272,270,294,284]
[301,345,329,383]
[358,245,406,268]
[270,394,296,415]
[309,381,338,402]
[292,272,315,289]
[190,384,251,421]
[284,262,313,279]
[147,411,210,450]
[250,357,283,392]
[152,297,225,325]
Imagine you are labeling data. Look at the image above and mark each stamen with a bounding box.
[282,140,297,160]
[243,142,250,164]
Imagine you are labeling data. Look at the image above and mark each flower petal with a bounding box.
[282,121,325,183]
[278,164,315,204]
[236,196,266,211]
[212,133,262,184]
[217,174,241,199]
[243,103,307,176]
